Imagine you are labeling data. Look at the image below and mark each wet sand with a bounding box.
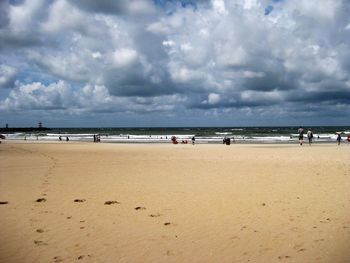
[0,142,349,263]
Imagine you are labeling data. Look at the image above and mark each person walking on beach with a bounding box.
[191,136,195,145]
[307,129,313,146]
[298,126,304,146]
[336,133,341,145]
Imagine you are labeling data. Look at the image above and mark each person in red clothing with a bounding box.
[171,136,178,144]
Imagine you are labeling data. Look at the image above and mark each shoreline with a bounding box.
[1,138,347,145]
[1,126,349,145]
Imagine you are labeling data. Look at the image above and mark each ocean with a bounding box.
[2,126,350,144]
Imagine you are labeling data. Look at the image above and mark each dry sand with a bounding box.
[0,141,349,263]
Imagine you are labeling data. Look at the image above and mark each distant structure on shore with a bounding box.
[0,122,51,132]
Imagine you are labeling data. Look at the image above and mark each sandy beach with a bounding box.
[0,141,349,263]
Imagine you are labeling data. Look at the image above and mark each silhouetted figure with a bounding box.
[66,136,69,142]
[298,126,304,146]
[223,137,230,145]
[307,129,313,146]
[336,133,341,145]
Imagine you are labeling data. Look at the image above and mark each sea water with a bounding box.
[2,126,350,144]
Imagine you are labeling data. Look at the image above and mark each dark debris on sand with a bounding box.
[36,198,46,203]
[135,206,146,210]
[0,201,9,205]
[149,214,161,217]
[74,199,86,203]
[104,201,120,205]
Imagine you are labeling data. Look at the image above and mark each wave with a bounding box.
[2,126,349,144]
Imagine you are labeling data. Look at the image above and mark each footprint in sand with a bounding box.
[0,201,9,205]
[36,229,44,233]
[164,222,171,226]
[34,240,47,246]
[278,255,291,260]
[314,239,325,243]
[135,206,146,210]
[53,256,63,262]
[319,218,331,223]
[149,213,161,217]
[290,227,299,232]
[77,255,92,260]
[36,198,46,203]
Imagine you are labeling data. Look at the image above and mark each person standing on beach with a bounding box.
[336,133,341,145]
[192,136,195,145]
[307,129,313,146]
[298,126,304,146]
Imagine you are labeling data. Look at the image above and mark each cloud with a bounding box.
[212,0,228,15]
[70,0,156,15]
[207,93,221,105]
[113,48,139,68]
[0,64,17,88]
[0,80,186,115]
[0,0,350,125]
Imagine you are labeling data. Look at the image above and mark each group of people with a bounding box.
[58,136,69,141]
[297,127,313,146]
[223,137,235,145]
[93,134,100,142]
[171,136,196,145]
[298,126,350,146]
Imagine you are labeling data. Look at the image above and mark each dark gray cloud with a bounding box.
[70,0,128,14]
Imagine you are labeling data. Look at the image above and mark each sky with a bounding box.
[0,0,349,127]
